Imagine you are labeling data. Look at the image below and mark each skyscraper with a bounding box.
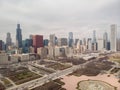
[16,24,22,48]
[0,40,2,50]
[58,38,68,46]
[32,35,43,53]
[110,24,117,52]
[0,40,5,51]
[92,30,97,51]
[97,38,104,51]
[117,38,120,51]
[29,35,33,46]
[22,39,32,53]
[103,32,108,50]
[6,32,12,47]
[93,30,96,43]
[49,34,56,47]
[83,38,87,46]
[87,38,92,51]
[44,39,49,46]
[68,32,73,47]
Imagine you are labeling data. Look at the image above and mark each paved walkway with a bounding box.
[5,77,16,86]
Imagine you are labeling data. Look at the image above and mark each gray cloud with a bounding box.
[0,0,120,42]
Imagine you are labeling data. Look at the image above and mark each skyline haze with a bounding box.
[0,0,120,42]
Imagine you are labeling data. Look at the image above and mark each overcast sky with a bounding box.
[0,0,120,42]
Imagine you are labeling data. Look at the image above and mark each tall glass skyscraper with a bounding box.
[16,24,22,48]
[68,32,73,47]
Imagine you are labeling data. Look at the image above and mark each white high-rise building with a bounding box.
[111,24,117,52]
[49,34,55,47]
[97,38,104,51]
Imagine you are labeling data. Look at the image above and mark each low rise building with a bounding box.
[97,38,104,51]
[48,46,54,59]
[54,46,65,57]
[64,46,73,57]
[20,54,29,61]
[37,47,48,59]
[9,55,19,63]
[0,54,9,64]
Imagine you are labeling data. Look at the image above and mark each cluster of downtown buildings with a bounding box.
[0,24,120,64]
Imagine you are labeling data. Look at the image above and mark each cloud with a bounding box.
[0,0,120,42]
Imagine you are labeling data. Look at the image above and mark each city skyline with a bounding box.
[0,23,119,43]
[0,1,120,90]
[0,0,120,41]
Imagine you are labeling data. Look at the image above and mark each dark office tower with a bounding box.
[0,40,2,50]
[103,32,108,50]
[107,41,111,50]
[32,35,43,53]
[22,39,32,53]
[44,39,49,46]
[68,32,73,47]
[58,38,68,46]
[55,36,58,46]
[29,35,33,47]
[87,38,92,51]
[80,40,83,45]
[6,32,12,47]
[83,38,87,46]
[16,24,22,48]
[93,30,96,43]
[75,39,79,46]
[0,40,5,51]
[2,41,6,51]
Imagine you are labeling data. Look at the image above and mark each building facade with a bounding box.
[16,24,22,48]
[117,38,120,51]
[110,24,117,52]
[44,39,49,46]
[68,32,73,47]
[6,32,12,47]
[93,30,97,43]
[49,34,56,47]
[97,38,104,51]
[32,35,43,53]
[0,40,3,50]
[58,38,68,46]
[87,38,92,51]
[103,32,108,50]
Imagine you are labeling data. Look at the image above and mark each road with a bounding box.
[7,58,101,90]
[7,62,87,90]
